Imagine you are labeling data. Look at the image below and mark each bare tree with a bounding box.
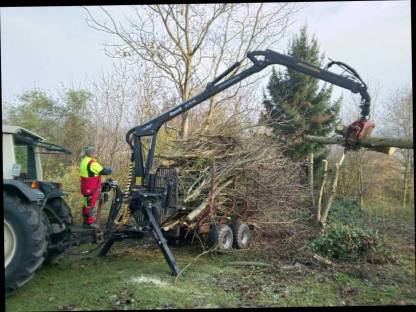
[319,153,346,231]
[311,83,413,216]
[334,82,382,208]
[86,62,172,174]
[381,86,413,210]
[83,3,300,139]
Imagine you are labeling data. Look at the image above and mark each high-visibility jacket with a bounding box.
[80,156,103,196]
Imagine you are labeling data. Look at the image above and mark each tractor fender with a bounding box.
[45,189,68,199]
[37,182,68,199]
[3,179,45,203]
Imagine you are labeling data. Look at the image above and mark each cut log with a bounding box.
[161,210,191,231]
[334,124,348,136]
[185,179,233,222]
[227,261,272,267]
[304,135,413,150]
[312,254,332,266]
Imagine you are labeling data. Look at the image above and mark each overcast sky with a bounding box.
[1,1,412,119]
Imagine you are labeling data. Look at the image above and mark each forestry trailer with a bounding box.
[4,49,372,292]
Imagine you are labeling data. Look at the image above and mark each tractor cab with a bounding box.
[2,125,71,181]
[3,125,74,292]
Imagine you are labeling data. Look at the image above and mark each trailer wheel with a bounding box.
[207,224,233,250]
[4,191,47,292]
[230,220,251,249]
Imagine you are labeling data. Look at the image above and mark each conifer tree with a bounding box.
[263,26,341,164]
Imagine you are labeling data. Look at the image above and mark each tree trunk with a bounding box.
[309,152,315,209]
[408,151,414,210]
[179,52,193,140]
[203,95,218,131]
[319,153,345,232]
[315,159,328,226]
[402,150,411,210]
[180,111,190,140]
[304,135,413,150]
[357,151,365,209]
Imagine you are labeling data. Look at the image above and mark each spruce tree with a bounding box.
[263,26,341,163]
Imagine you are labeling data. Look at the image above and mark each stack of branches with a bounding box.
[157,114,309,251]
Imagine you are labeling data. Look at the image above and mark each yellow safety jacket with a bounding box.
[80,156,103,178]
[80,156,103,195]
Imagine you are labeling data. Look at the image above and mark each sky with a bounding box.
[1,1,412,121]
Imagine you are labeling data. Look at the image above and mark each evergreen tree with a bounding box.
[263,26,341,163]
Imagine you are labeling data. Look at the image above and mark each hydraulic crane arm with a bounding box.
[126,49,371,187]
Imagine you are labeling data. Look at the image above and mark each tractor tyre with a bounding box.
[4,191,47,292]
[230,220,251,249]
[207,224,234,250]
[43,198,73,263]
[46,197,73,225]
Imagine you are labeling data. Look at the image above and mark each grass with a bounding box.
[5,211,416,311]
[6,242,246,311]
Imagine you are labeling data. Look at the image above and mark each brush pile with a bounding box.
[156,113,308,234]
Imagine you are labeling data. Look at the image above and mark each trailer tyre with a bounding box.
[4,191,47,292]
[207,224,233,250]
[230,221,251,249]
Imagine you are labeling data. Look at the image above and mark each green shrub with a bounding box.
[309,223,380,261]
[49,165,83,222]
[328,198,367,225]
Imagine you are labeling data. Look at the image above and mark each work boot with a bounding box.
[83,223,100,230]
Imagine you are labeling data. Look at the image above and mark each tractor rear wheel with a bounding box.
[4,191,47,292]
[47,197,73,225]
[207,224,234,250]
[43,197,73,263]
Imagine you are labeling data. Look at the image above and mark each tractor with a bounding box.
[3,125,73,292]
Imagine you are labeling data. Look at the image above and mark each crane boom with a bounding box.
[112,49,372,276]
[126,49,370,187]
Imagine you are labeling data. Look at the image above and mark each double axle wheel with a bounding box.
[207,221,251,250]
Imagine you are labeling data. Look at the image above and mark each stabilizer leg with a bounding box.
[98,238,116,257]
[142,202,181,276]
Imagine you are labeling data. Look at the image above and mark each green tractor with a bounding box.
[3,125,73,292]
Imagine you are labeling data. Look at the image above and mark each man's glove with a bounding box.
[100,167,112,175]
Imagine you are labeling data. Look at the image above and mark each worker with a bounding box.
[80,146,112,228]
